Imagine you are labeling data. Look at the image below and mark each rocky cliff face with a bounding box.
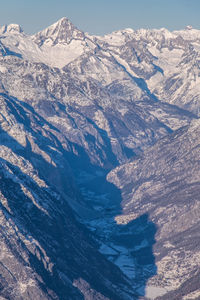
[108,119,200,299]
[0,156,135,300]
[0,93,136,299]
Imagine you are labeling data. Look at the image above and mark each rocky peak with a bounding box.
[33,17,85,46]
[0,23,23,34]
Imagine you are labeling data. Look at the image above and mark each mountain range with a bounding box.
[0,18,200,299]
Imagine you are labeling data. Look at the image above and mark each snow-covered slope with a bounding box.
[107,119,200,299]
[0,18,95,68]
[92,26,200,114]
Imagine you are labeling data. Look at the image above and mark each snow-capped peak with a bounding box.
[33,17,84,46]
[185,25,193,30]
[0,23,23,34]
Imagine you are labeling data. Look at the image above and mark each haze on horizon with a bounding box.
[0,0,199,35]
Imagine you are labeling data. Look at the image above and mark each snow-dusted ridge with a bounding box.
[0,23,23,34]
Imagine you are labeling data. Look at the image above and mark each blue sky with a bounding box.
[0,0,200,35]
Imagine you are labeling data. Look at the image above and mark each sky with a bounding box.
[0,0,200,35]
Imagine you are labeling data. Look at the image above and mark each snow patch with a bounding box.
[0,66,7,73]
[145,286,168,299]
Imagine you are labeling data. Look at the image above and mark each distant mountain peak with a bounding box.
[33,17,84,46]
[185,25,193,30]
[0,23,23,34]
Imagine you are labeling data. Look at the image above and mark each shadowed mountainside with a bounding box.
[108,119,200,298]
